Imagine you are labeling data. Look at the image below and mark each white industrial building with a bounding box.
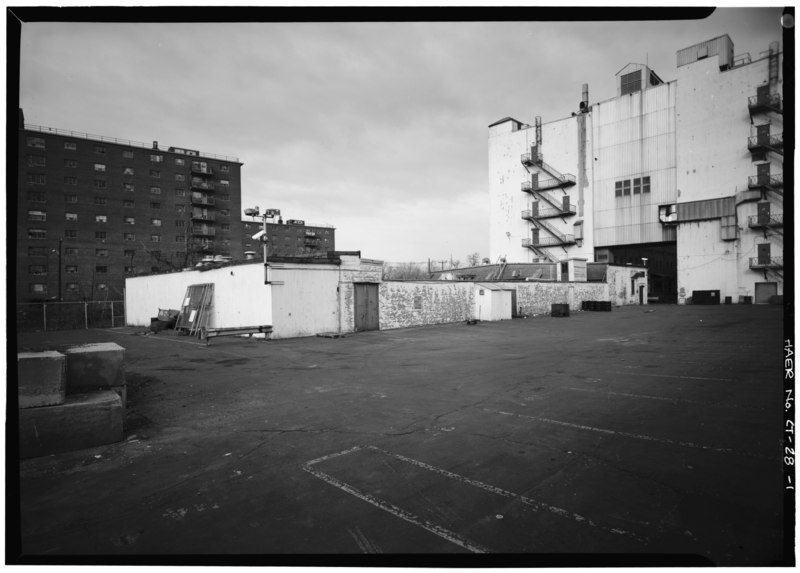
[488,35,784,304]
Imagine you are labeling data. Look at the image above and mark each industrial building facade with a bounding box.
[488,35,784,304]
[16,110,244,302]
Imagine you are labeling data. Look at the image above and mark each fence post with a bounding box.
[43,303,47,332]
[85,302,89,329]
[111,301,115,328]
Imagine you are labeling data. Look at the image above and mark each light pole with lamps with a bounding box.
[51,237,63,302]
[244,206,281,285]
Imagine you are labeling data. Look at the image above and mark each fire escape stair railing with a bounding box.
[748,173,783,194]
[748,213,783,229]
[533,218,575,243]
[748,93,783,117]
[520,239,559,263]
[521,182,569,214]
[747,133,783,156]
[521,204,577,221]
[749,256,783,271]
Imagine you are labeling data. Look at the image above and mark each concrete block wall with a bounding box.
[19,391,123,458]
[17,351,66,409]
[379,281,475,330]
[65,343,126,410]
[17,343,127,458]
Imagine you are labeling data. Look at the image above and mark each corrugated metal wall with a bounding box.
[676,35,734,69]
[592,81,678,247]
[677,197,735,221]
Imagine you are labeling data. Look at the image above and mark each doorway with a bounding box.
[755,282,777,304]
[354,283,379,332]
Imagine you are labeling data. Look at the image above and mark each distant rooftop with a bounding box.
[23,122,240,163]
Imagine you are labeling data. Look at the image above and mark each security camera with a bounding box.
[251,230,266,240]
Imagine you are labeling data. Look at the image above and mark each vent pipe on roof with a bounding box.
[534,116,542,147]
[580,84,589,113]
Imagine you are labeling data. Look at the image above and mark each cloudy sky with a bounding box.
[16,6,785,263]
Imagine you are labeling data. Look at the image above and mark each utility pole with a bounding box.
[57,237,62,301]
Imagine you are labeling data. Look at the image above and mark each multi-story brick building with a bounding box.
[17,110,243,302]
[241,218,336,259]
[488,34,784,304]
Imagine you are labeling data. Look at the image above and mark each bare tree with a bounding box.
[382,262,432,280]
[466,252,481,266]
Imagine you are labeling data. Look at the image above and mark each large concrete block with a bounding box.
[65,343,126,409]
[17,351,66,409]
[18,390,123,458]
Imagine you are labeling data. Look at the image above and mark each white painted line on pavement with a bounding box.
[302,463,489,553]
[305,445,365,467]
[367,446,643,542]
[609,371,733,381]
[489,409,769,459]
[566,387,746,408]
[304,445,645,553]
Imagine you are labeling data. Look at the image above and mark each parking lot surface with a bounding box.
[12,304,789,566]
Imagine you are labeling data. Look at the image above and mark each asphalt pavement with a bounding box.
[11,304,790,566]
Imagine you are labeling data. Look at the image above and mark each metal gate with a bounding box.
[175,283,214,336]
[354,283,379,332]
[755,282,777,304]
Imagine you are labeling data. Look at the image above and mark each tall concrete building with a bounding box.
[488,35,784,304]
[17,110,244,302]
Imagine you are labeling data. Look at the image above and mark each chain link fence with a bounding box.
[16,301,126,332]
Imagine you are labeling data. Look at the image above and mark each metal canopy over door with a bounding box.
[755,282,777,304]
[354,283,379,332]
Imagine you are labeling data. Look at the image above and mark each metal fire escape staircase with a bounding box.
[519,136,577,262]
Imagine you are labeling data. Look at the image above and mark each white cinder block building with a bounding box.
[488,35,784,304]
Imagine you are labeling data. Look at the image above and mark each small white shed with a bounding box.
[474,283,513,321]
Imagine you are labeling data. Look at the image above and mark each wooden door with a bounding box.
[354,283,379,332]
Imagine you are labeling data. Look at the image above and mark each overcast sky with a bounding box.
[17,6,785,263]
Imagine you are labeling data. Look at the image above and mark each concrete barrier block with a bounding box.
[17,351,67,409]
[18,390,123,458]
[65,342,125,391]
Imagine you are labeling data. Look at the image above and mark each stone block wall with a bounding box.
[502,281,609,316]
[379,281,475,330]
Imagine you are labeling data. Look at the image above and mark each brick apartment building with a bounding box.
[17,110,243,302]
[241,218,336,259]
